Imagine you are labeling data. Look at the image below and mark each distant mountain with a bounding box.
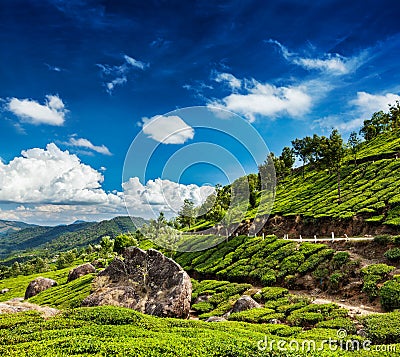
[0,220,36,236]
[0,216,147,259]
[72,220,91,225]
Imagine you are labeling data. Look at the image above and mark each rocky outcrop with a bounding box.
[24,277,57,299]
[67,263,96,282]
[0,298,59,317]
[205,316,227,322]
[231,295,260,313]
[82,247,192,318]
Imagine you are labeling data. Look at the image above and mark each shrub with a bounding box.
[362,312,400,344]
[332,251,350,268]
[373,234,394,245]
[287,312,324,327]
[329,272,343,290]
[253,287,288,302]
[380,276,400,311]
[297,249,334,274]
[316,317,356,334]
[384,247,400,262]
[191,302,214,313]
[228,307,278,323]
[261,272,276,286]
[361,263,395,277]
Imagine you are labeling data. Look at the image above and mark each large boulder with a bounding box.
[25,277,57,299]
[231,295,260,313]
[82,247,192,318]
[67,263,96,282]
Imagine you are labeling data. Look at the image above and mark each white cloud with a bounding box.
[123,177,214,217]
[67,137,112,156]
[209,77,312,122]
[349,91,400,113]
[0,143,215,224]
[267,39,367,76]
[97,54,148,94]
[141,115,195,144]
[6,95,67,126]
[213,72,242,89]
[314,91,400,132]
[0,143,117,204]
[45,63,62,72]
[123,55,147,70]
[106,76,127,94]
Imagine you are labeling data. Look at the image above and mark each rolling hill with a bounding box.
[0,216,147,259]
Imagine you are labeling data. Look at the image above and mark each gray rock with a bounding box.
[82,247,192,318]
[232,295,260,313]
[193,295,210,304]
[24,277,57,299]
[67,263,96,282]
[205,316,227,322]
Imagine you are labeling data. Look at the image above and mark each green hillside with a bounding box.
[187,129,400,235]
[269,130,400,223]
[0,220,36,236]
[0,216,147,259]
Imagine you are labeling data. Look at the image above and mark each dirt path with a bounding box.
[312,297,380,316]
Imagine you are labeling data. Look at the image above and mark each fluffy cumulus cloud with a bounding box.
[267,39,367,76]
[123,177,214,217]
[6,95,67,126]
[97,54,148,94]
[67,137,112,155]
[0,143,118,204]
[141,115,195,144]
[0,144,214,224]
[315,91,400,132]
[210,75,312,122]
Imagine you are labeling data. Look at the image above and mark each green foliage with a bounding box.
[253,287,288,302]
[29,274,94,308]
[287,311,324,326]
[297,249,334,274]
[384,247,400,262]
[0,216,145,259]
[228,308,284,323]
[316,317,356,334]
[362,311,400,344]
[113,233,138,253]
[361,264,395,300]
[0,265,78,302]
[332,251,350,268]
[380,276,400,311]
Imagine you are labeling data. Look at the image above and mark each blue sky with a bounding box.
[1,0,400,224]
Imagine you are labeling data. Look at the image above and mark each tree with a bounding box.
[389,101,400,130]
[280,146,295,171]
[359,111,389,140]
[100,236,114,254]
[177,199,196,228]
[113,233,138,253]
[10,261,21,277]
[347,131,361,166]
[258,153,276,189]
[291,138,310,177]
[141,213,181,254]
[326,129,345,203]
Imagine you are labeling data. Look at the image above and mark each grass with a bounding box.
[0,265,75,302]
[0,305,397,356]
